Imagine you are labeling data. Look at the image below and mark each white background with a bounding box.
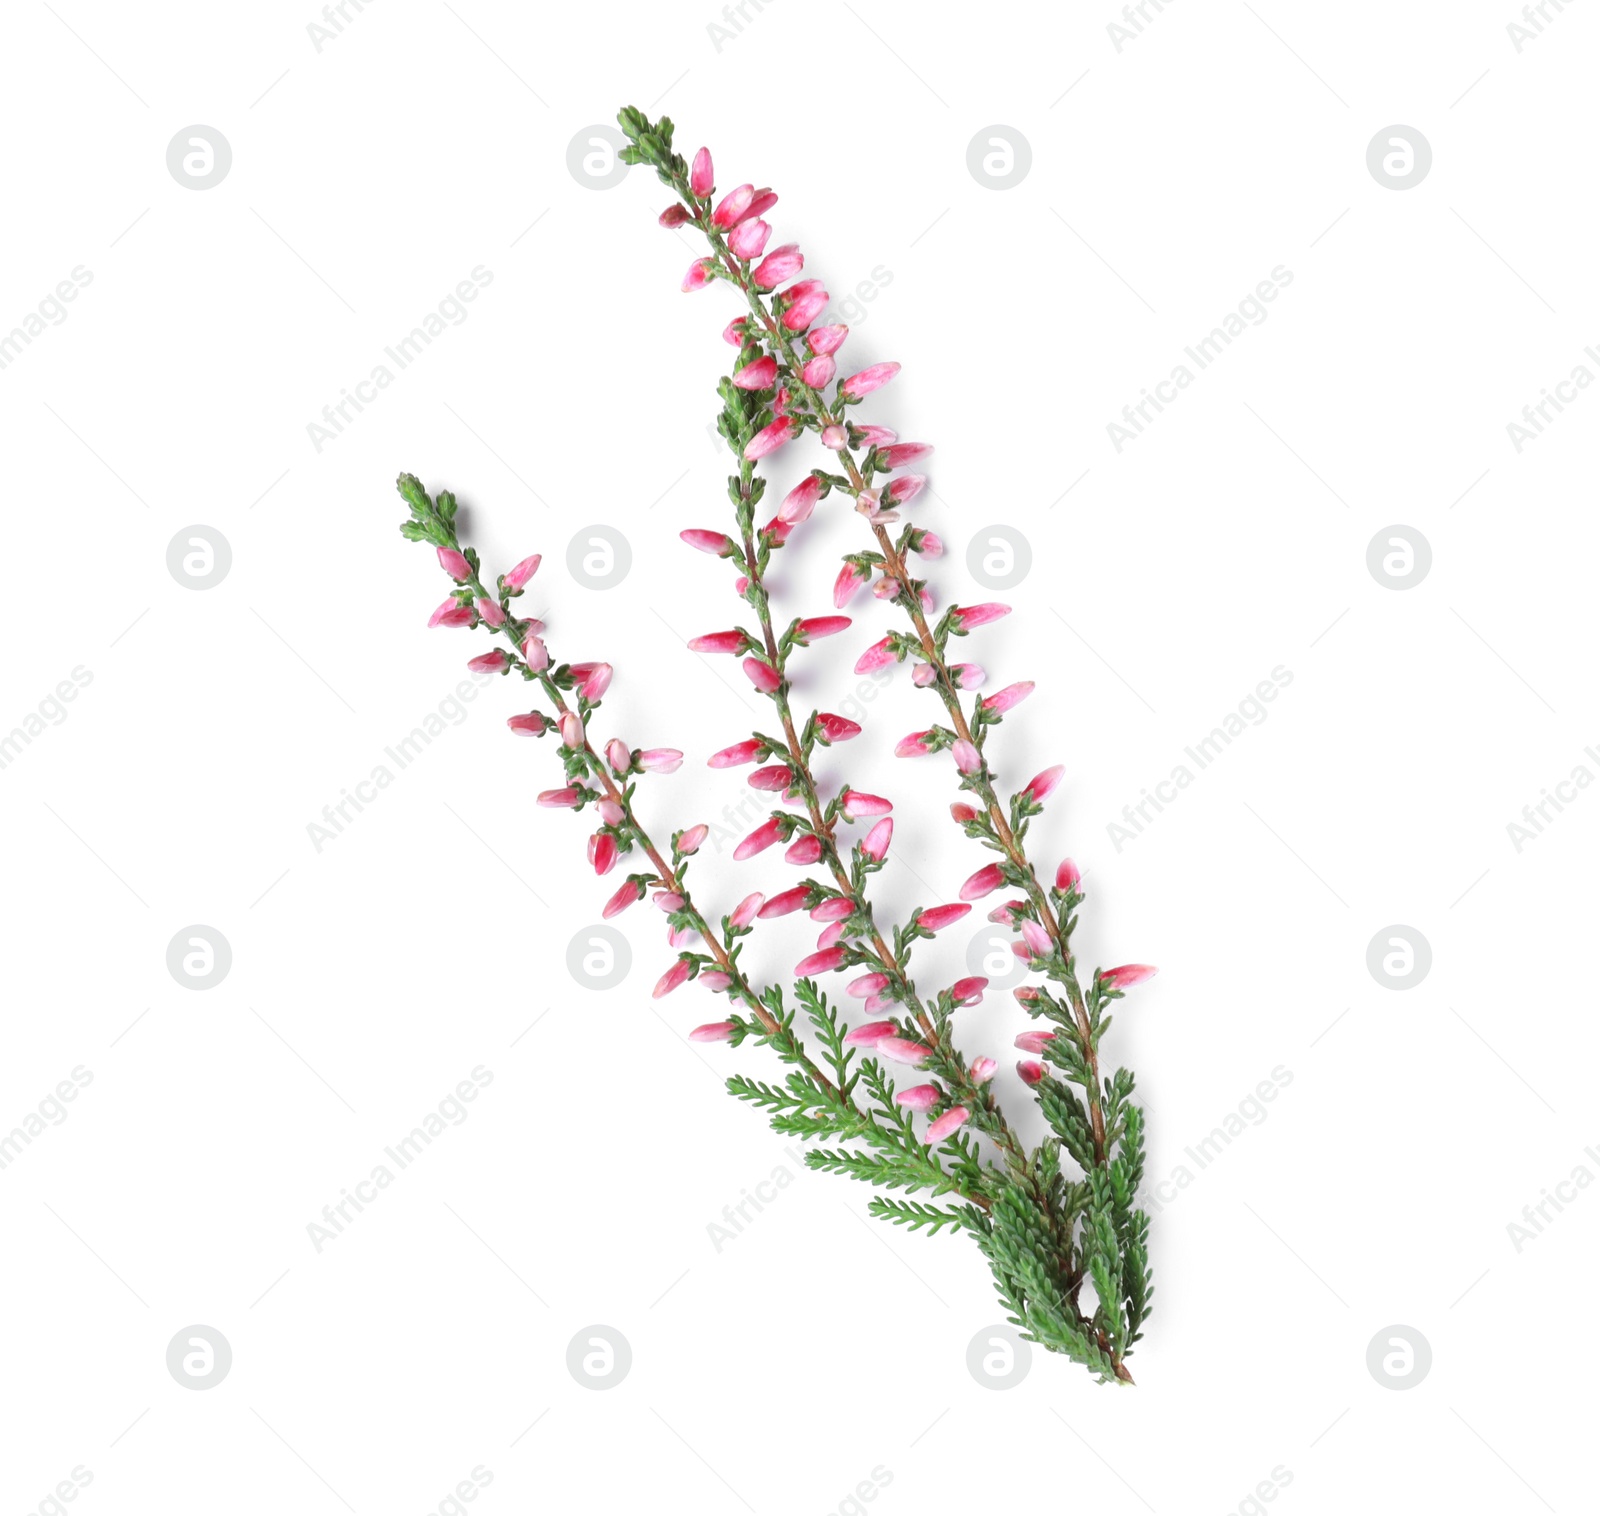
[2,2,1596,1512]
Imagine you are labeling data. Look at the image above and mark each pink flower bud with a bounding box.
[815,712,862,744]
[759,886,811,919]
[983,681,1034,714]
[742,657,781,693]
[732,354,778,391]
[654,891,685,913]
[796,615,851,643]
[429,598,474,629]
[468,650,506,674]
[952,739,981,775]
[603,879,641,918]
[843,1019,897,1047]
[781,283,829,330]
[522,634,549,672]
[878,1037,933,1067]
[638,748,684,773]
[749,765,794,792]
[743,188,777,219]
[814,921,845,950]
[589,832,619,876]
[722,316,748,346]
[862,818,893,862]
[1017,1059,1045,1086]
[1023,765,1065,804]
[559,711,584,749]
[879,442,932,469]
[912,530,944,558]
[949,976,988,1006]
[954,602,1010,630]
[734,817,784,860]
[811,897,855,922]
[888,474,926,506]
[854,637,897,674]
[917,903,972,934]
[658,203,691,228]
[841,362,901,398]
[730,892,765,928]
[926,1106,970,1142]
[801,354,836,388]
[795,946,847,976]
[753,243,804,289]
[681,528,736,556]
[668,925,697,949]
[877,579,906,604]
[654,960,691,998]
[896,1084,941,1112]
[689,630,745,654]
[507,712,546,737]
[682,259,714,292]
[847,972,891,999]
[951,802,978,824]
[821,424,848,449]
[970,1056,998,1084]
[785,834,823,865]
[597,798,625,826]
[989,899,1027,924]
[1020,919,1053,957]
[960,864,1005,901]
[537,787,580,808]
[677,823,708,855]
[477,597,505,629]
[842,790,892,820]
[744,416,796,461]
[700,972,733,993]
[781,476,823,523]
[690,147,714,197]
[709,738,764,768]
[727,217,771,259]
[579,663,613,701]
[505,553,541,590]
[604,738,630,773]
[1016,1031,1056,1055]
[1102,963,1158,989]
[711,182,754,228]
[437,546,471,581]
[834,563,871,608]
[895,730,936,758]
[761,515,793,546]
[806,325,848,356]
[950,663,986,689]
[1056,859,1082,891]
[690,1020,735,1042]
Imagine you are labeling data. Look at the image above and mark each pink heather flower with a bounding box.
[682,259,714,292]
[638,748,684,773]
[950,802,978,824]
[848,972,891,999]
[437,546,471,581]
[917,903,972,933]
[602,879,641,918]
[730,892,765,928]
[950,663,986,689]
[1056,859,1082,891]
[912,530,944,558]
[759,886,811,919]
[879,442,932,469]
[743,657,781,693]
[895,730,936,758]
[752,244,803,289]
[722,316,748,347]
[654,891,685,913]
[748,764,795,792]
[477,597,505,628]
[1014,986,1042,1004]
[653,960,691,999]
[522,634,550,672]
[815,712,862,743]
[536,787,580,809]
[878,579,906,604]
[732,354,779,391]
[953,602,1011,630]
[841,362,901,398]
[862,818,893,862]
[690,1021,736,1042]
[468,650,506,674]
[745,417,797,461]
[579,663,613,700]
[597,798,625,827]
[970,1056,998,1084]
[856,426,898,447]
[727,217,770,259]
[761,516,793,546]
[559,711,584,749]
[507,712,545,737]
[588,832,618,876]
[896,1084,941,1113]
[667,923,696,949]
[909,660,933,685]
[983,681,1034,714]
[795,946,847,976]
[878,1037,933,1067]
[887,474,926,506]
[842,790,892,820]
[734,817,784,860]
[781,284,829,331]
[801,354,836,388]
[811,897,855,922]
[780,476,823,523]
[785,834,823,865]
[950,976,988,1006]
[952,739,981,775]
[690,147,714,196]
[658,203,690,228]
[689,630,745,654]
[926,1106,970,1142]
[816,921,846,950]
[809,324,849,355]
[1023,765,1065,804]
[854,637,897,674]
[821,424,848,449]
[1103,963,1158,989]
[834,563,871,609]
[743,189,777,219]
[712,183,755,228]
[709,738,763,768]
[505,553,541,590]
[428,598,474,629]
[1017,1059,1045,1086]
[681,528,736,556]
[605,738,630,773]
[843,1019,897,1047]
[700,971,733,992]
[1016,1030,1056,1055]
[1020,919,1053,957]
[960,864,1005,901]
[677,823,708,855]
[990,898,1027,924]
